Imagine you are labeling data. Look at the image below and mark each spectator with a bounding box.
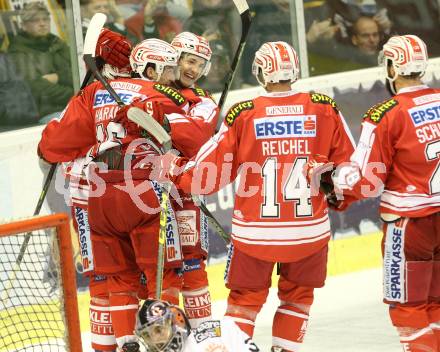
[0,52,39,128]
[125,0,183,43]
[80,0,137,43]
[350,16,381,63]
[8,2,73,119]
[184,0,241,91]
[305,0,392,75]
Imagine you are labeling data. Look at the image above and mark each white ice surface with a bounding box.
[81,268,402,351]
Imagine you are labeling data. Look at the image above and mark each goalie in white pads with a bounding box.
[135,299,260,352]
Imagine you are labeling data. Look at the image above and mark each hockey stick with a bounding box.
[217,0,252,111]
[127,108,173,299]
[127,109,230,243]
[0,15,107,303]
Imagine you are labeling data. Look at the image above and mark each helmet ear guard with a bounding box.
[252,41,300,88]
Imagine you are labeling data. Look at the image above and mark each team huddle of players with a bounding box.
[38,25,440,352]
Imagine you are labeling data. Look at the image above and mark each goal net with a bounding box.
[0,213,82,352]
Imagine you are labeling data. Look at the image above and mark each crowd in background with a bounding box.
[1,0,440,129]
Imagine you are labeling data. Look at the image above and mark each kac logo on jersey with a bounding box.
[408,101,440,127]
[254,115,316,139]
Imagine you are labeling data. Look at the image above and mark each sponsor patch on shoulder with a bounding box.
[191,87,212,98]
[310,93,338,112]
[225,100,254,126]
[363,98,398,123]
[153,83,186,106]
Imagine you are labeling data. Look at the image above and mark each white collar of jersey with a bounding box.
[397,84,429,94]
[261,90,298,98]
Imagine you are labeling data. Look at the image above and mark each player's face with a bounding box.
[158,65,178,85]
[178,53,207,88]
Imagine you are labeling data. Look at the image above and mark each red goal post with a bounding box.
[0,213,82,352]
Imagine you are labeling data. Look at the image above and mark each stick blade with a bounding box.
[83,13,107,56]
[232,0,249,14]
[127,107,172,151]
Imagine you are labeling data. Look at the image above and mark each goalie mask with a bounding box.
[252,41,299,87]
[378,35,428,94]
[130,38,179,81]
[136,299,191,352]
[171,32,212,77]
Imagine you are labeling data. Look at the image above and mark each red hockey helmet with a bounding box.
[252,41,300,87]
[130,38,179,81]
[379,35,428,79]
[171,32,212,77]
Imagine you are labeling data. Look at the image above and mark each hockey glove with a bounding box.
[96,28,132,69]
[303,154,343,209]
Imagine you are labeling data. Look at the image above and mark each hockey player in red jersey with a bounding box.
[39,28,132,352]
[39,39,193,352]
[311,35,440,352]
[156,41,355,352]
[169,32,219,328]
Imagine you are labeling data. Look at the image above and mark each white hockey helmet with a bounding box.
[252,41,300,87]
[136,299,190,352]
[379,35,428,81]
[130,38,179,81]
[171,32,212,76]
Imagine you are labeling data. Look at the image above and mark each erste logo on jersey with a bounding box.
[408,101,440,127]
[94,90,133,107]
[254,115,316,139]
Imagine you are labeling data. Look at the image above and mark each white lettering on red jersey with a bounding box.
[339,85,440,217]
[38,78,189,207]
[177,90,355,262]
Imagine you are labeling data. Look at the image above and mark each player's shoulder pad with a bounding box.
[309,92,339,113]
[193,320,222,343]
[153,83,186,106]
[363,98,398,123]
[191,86,213,99]
[225,100,254,126]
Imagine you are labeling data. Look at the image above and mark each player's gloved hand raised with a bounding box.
[96,28,132,69]
[114,103,142,135]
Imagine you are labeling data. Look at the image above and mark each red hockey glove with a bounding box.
[303,154,343,209]
[96,28,132,69]
[150,152,188,184]
[114,104,141,136]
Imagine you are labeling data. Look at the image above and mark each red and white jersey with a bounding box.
[183,318,259,352]
[337,85,440,218]
[169,87,219,157]
[38,78,189,207]
[177,90,355,262]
